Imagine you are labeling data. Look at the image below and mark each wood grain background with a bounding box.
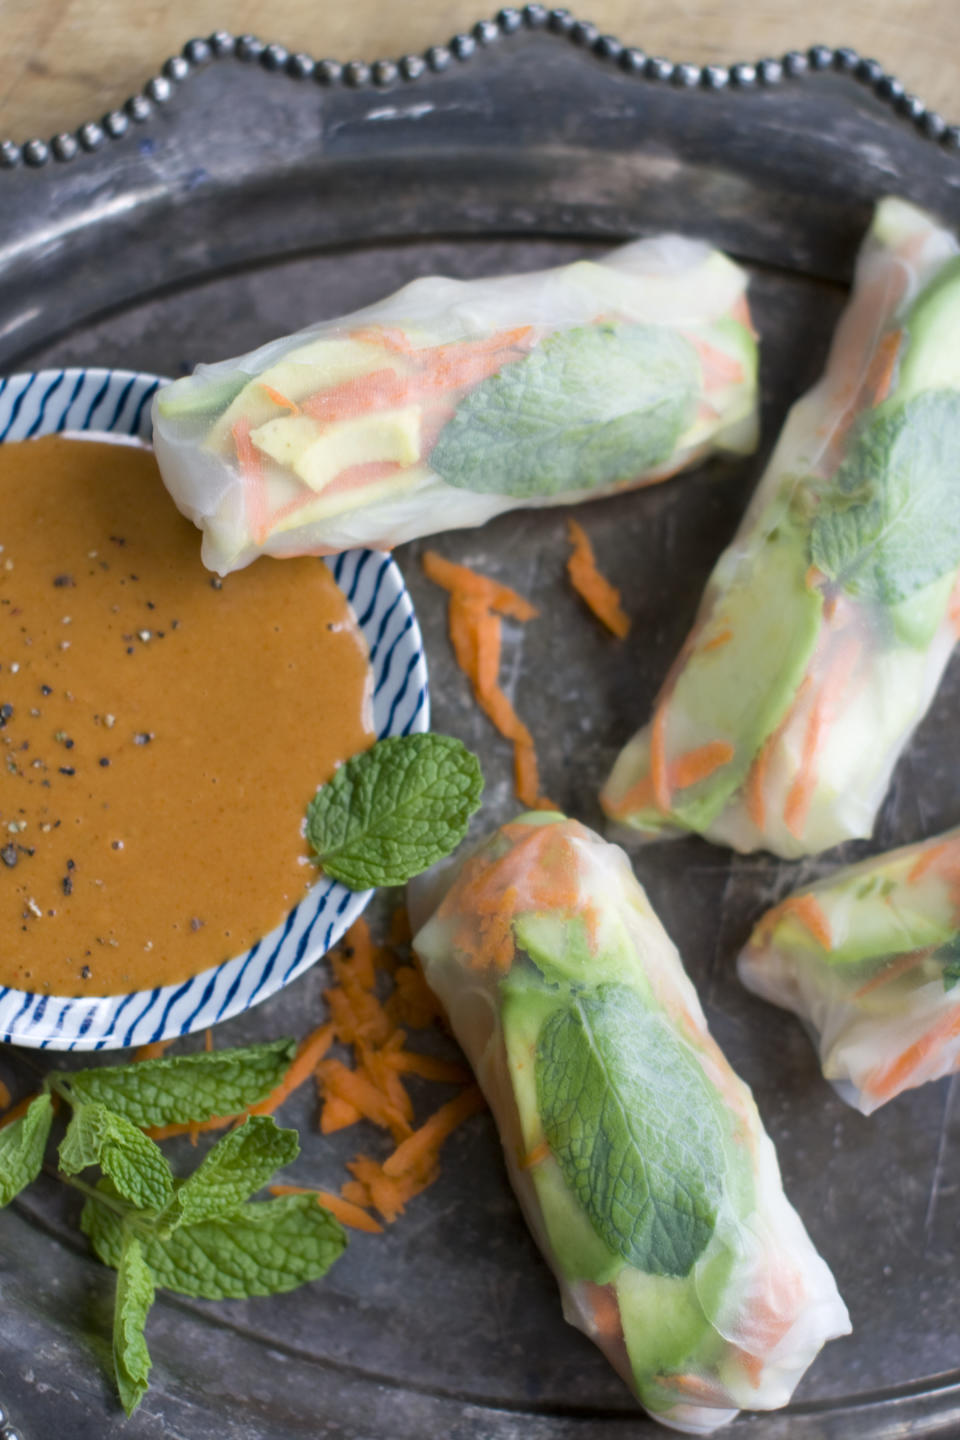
[2,1,959,141]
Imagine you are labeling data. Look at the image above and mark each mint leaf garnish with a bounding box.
[810,390,960,605]
[306,733,483,889]
[430,323,699,498]
[61,1039,296,1129]
[84,1191,346,1300]
[173,1116,299,1225]
[59,1102,173,1211]
[114,1236,155,1417]
[0,1093,54,1207]
[535,983,725,1278]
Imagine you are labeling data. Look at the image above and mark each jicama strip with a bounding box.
[739,827,960,1114]
[410,813,849,1433]
[152,236,758,573]
[602,198,960,857]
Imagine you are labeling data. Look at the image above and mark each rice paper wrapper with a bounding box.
[601,198,960,858]
[410,813,849,1433]
[739,827,960,1115]
[151,236,758,573]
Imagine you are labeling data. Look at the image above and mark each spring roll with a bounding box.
[152,237,758,573]
[602,198,960,858]
[410,813,849,1434]
[739,827,960,1115]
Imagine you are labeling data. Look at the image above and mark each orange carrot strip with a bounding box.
[341,1179,372,1207]
[683,332,744,388]
[780,894,833,950]
[259,384,300,413]
[521,1140,551,1169]
[784,637,860,838]
[319,1094,363,1134]
[421,552,539,621]
[650,704,671,811]
[585,1282,623,1339]
[853,947,935,999]
[358,1042,414,1124]
[249,1024,336,1117]
[701,627,733,652]
[317,1058,412,1139]
[233,418,270,546]
[385,964,442,1030]
[865,328,902,407]
[268,1184,384,1233]
[671,740,735,792]
[865,1006,960,1103]
[565,520,631,639]
[908,841,955,884]
[0,1079,11,1111]
[146,1113,236,1142]
[384,1051,472,1084]
[382,1085,486,1179]
[204,1028,214,1053]
[347,1155,431,1222]
[389,905,412,947]
[133,1039,174,1063]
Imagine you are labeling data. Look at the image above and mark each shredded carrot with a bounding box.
[701,627,733,652]
[0,1079,10,1111]
[385,963,443,1029]
[421,551,539,621]
[865,1006,960,1103]
[385,1051,472,1084]
[346,1154,432,1222]
[133,1038,174,1063]
[784,637,860,838]
[780,894,833,950]
[521,1139,551,1169]
[865,328,902,407]
[853,947,934,999]
[317,1058,412,1141]
[319,1094,363,1134]
[671,740,734,792]
[381,1085,486,1179]
[683,333,744,389]
[268,1183,384,1233]
[232,418,270,546]
[948,576,960,638]
[908,841,956,884]
[731,293,759,338]
[341,1179,372,1207]
[259,383,300,413]
[204,1028,214,1053]
[565,520,631,639]
[584,1282,622,1339]
[389,905,412,947]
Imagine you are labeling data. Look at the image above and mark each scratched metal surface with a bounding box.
[2,29,960,1440]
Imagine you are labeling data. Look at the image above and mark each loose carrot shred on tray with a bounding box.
[565,520,631,639]
[0,1079,11,1112]
[268,1184,384,1234]
[0,1092,39,1131]
[422,550,539,621]
[382,1085,486,1179]
[133,1038,174,1063]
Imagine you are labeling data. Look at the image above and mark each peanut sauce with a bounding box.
[0,436,373,995]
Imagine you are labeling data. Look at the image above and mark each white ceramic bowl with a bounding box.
[0,368,429,1050]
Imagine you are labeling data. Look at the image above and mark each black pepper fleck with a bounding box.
[61,875,73,895]
[40,685,52,696]
[133,732,153,745]
[58,765,75,776]
[190,916,204,931]
[53,574,74,587]
[210,577,223,590]
[0,703,13,726]
[1,844,18,867]
[99,756,110,766]
[80,965,92,979]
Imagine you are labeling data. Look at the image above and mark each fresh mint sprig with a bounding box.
[0,1042,347,1416]
[306,733,483,890]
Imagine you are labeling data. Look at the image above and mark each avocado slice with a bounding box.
[251,406,421,492]
[613,519,823,836]
[896,255,960,401]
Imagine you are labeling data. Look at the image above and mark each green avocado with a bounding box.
[896,255,960,401]
[789,860,959,971]
[665,519,824,833]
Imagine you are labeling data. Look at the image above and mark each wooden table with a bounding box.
[2,0,959,142]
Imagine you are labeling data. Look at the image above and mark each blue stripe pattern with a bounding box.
[0,368,429,1051]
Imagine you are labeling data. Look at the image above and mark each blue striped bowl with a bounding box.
[0,369,429,1050]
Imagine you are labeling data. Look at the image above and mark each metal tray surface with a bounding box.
[1,24,960,1440]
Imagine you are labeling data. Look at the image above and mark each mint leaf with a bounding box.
[173,1117,299,1225]
[810,390,960,605]
[934,934,960,990]
[60,1039,296,1129]
[59,1102,173,1211]
[306,734,483,889]
[536,984,725,1278]
[0,1093,53,1206]
[114,1235,155,1417]
[84,1191,346,1299]
[430,323,699,498]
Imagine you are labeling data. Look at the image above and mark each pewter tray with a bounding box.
[1,17,960,1439]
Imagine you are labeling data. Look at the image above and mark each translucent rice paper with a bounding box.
[151,237,758,573]
[739,827,960,1115]
[410,814,849,1434]
[602,198,960,858]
